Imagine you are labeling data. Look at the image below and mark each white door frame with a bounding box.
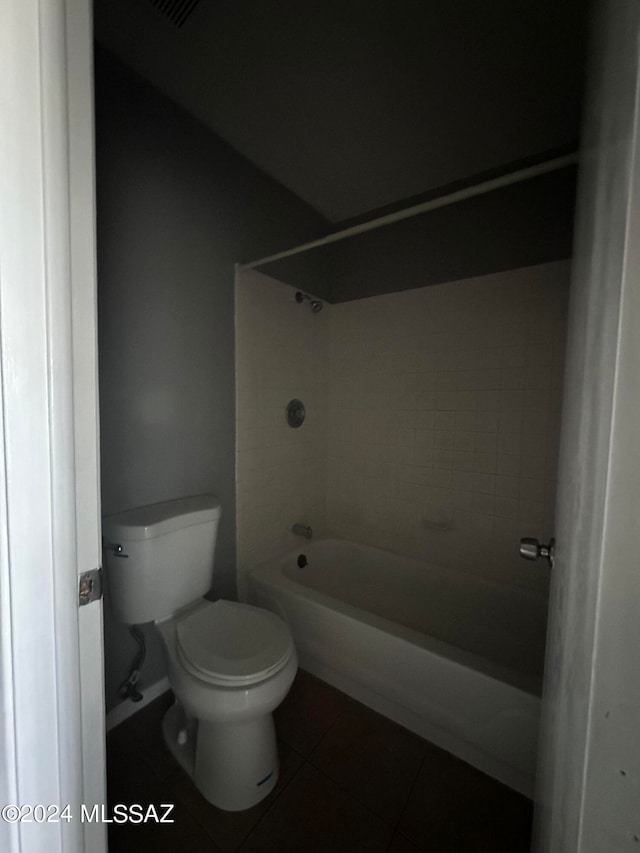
[0,2,106,853]
[534,0,640,849]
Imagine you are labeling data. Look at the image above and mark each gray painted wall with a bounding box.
[96,47,327,712]
[264,166,576,301]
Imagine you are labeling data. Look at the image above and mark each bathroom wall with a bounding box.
[235,269,329,595]
[235,260,568,595]
[96,48,328,711]
[264,166,577,301]
[325,169,576,303]
[326,261,569,592]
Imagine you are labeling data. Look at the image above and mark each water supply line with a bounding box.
[119,625,147,703]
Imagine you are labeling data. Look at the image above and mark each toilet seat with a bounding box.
[175,600,294,687]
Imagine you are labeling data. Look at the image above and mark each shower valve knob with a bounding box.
[519,537,555,568]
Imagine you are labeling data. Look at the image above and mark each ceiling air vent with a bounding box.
[146,0,202,29]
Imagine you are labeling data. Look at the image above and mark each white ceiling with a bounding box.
[94,0,586,223]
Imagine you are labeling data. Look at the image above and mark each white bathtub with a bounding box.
[248,538,548,797]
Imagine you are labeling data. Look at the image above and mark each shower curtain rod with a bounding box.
[241,152,579,270]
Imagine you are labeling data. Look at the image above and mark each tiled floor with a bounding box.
[106,670,533,852]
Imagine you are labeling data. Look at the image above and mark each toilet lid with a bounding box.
[176,600,294,686]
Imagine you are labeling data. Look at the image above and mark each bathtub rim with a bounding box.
[249,551,541,797]
[249,538,544,697]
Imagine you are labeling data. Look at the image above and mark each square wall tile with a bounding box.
[238,262,569,595]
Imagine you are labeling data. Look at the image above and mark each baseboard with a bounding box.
[105,677,171,732]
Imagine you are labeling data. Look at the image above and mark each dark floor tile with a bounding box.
[399,749,533,852]
[166,739,305,852]
[274,669,350,756]
[108,807,220,853]
[309,699,425,824]
[106,673,532,853]
[239,763,393,853]
[388,831,423,853]
[426,787,533,853]
[108,690,176,781]
[106,713,143,768]
[107,729,222,853]
[108,817,218,853]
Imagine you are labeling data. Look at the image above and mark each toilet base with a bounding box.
[162,701,197,777]
[162,701,279,811]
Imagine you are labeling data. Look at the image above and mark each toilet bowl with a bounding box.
[102,495,298,811]
[156,599,297,809]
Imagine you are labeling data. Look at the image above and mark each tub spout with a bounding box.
[292,523,313,539]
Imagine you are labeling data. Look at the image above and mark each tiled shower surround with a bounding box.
[236,261,569,594]
[235,270,329,595]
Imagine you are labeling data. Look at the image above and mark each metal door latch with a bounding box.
[519,537,555,569]
[78,568,103,606]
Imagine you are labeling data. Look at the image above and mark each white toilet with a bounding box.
[102,494,297,811]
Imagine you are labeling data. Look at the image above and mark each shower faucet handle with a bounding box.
[519,537,555,568]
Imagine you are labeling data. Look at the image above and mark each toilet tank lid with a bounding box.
[102,495,221,542]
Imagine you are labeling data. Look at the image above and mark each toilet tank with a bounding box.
[102,495,221,624]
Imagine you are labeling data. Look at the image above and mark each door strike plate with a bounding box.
[78,568,103,606]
